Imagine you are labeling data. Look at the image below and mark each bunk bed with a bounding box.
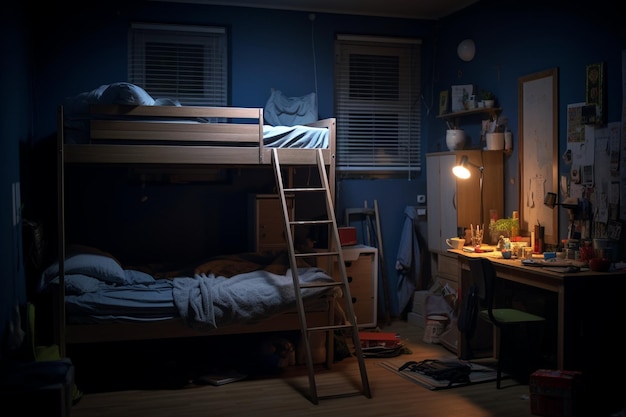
[51,83,339,363]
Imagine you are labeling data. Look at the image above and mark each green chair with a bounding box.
[468,257,545,388]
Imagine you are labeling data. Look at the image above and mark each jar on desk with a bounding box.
[579,240,594,262]
[565,239,579,260]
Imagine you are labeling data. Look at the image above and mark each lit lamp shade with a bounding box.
[457,39,476,62]
[452,164,471,179]
[452,155,472,179]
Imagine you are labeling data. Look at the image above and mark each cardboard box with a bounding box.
[529,369,583,417]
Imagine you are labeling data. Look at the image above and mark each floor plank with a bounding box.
[69,320,538,417]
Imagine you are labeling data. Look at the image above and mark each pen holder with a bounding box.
[471,227,484,248]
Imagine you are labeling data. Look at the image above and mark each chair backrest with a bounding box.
[467,257,499,325]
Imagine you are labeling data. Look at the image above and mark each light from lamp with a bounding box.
[452,155,471,179]
[452,165,471,179]
[457,39,475,62]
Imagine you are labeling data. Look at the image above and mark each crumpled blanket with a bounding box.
[263,125,329,149]
[172,267,336,329]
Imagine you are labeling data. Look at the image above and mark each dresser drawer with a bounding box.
[331,246,378,328]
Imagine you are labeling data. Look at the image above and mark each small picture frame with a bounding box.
[439,90,449,115]
[585,62,605,124]
[450,84,474,112]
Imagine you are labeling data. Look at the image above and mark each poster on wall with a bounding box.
[584,62,606,125]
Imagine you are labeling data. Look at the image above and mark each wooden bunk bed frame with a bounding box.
[55,104,338,364]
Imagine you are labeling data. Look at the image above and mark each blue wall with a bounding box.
[1,3,29,360]
[433,2,624,233]
[2,1,624,343]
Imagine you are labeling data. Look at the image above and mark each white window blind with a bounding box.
[334,35,422,176]
[129,23,228,106]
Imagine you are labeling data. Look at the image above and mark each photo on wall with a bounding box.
[584,62,606,125]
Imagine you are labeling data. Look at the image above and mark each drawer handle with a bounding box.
[347,276,353,283]
[352,297,357,304]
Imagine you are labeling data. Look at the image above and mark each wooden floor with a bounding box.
[69,319,542,417]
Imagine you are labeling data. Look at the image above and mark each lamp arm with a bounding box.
[479,167,484,229]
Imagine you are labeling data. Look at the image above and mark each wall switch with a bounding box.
[417,194,426,204]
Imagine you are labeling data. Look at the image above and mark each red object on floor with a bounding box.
[358,332,401,348]
[529,369,583,417]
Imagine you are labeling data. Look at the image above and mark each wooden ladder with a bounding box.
[271,148,371,405]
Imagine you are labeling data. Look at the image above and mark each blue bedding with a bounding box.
[41,247,337,328]
[172,268,334,329]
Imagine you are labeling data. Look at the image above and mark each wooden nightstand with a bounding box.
[330,245,378,328]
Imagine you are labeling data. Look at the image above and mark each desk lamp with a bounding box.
[544,192,579,239]
[453,155,485,229]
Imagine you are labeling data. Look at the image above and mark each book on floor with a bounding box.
[195,370,247,386]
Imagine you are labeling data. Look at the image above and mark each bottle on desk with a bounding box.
[533,224,544,253]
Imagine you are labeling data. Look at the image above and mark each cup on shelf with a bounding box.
[485,132,505,150]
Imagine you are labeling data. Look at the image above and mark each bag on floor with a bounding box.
[399,359,471,386]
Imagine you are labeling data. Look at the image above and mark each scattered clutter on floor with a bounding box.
[358,331,411,358]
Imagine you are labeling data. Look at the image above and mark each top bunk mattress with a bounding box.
[61,82,331,150]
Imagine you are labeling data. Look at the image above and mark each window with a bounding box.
[334,35,422,177]
[129,23,228,106]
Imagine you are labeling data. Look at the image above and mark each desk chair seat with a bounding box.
[468,257,546,389]
[478,308,544,324]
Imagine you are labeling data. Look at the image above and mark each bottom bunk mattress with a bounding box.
[39,247,340,331]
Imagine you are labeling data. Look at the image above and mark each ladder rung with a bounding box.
[289,219,331,225]
[306,323,356,332]
[294,251,340,258]
[283,187,326,192]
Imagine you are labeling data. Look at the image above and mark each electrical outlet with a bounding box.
[417,194,426,204]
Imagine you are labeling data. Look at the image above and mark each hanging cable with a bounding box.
[309,13,318,98]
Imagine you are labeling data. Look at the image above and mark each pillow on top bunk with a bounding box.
[264,89,318,126]
[99,82,156,106]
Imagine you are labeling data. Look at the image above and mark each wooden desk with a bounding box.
[448,248,626,371]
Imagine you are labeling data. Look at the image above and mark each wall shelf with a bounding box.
[437,107,502,122]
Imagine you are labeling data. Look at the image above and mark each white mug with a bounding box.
[446,237,465,249]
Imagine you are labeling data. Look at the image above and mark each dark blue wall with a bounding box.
[434,1,624,234]
[2,1,624,343]
[1,3,29,360]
